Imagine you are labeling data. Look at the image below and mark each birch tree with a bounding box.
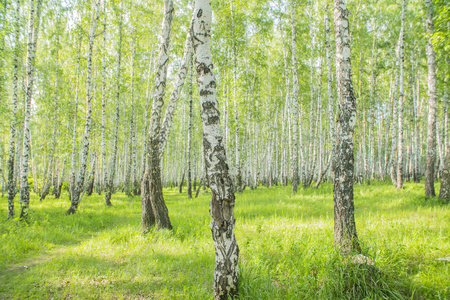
[66,0,101,215]
[192,0,239,297]
[290,0,300,193]
[19,0,43,219]
[105,0,123,206]
[424,0,437,197]
[333,0,360,254]
[7,0,21,218]
[397,0,406,190]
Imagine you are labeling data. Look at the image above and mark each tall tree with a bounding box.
[290,0,300,193]
[105,0,123,206]
[141,0,175,231]
[397,0,406,190]
[66,0,101,215]
[333,0,360,253]
[192,0,239,298]
[424,0,437,197]
[187,65,193,199]
[19,0,43,218]
[7,0,21,218]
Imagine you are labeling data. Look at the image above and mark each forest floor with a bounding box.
[0,181,449,299]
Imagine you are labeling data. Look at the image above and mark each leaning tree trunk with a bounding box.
[7,0,21,218]
[397,0,406,190]
[19,0,43,219]
[290,0,300,194]
[192,0,239,298]
[141,0,175,232]
[66,0,100,215]
[424,0,437,197]
[333,0,361,254]
[105,0,123,206]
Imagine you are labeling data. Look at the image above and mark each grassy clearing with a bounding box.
[0,181,449,299]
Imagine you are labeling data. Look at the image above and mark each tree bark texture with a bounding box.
[141,0,175,231]
[192,0,239,298]
[333,0,360,254]
[7,0,21,218]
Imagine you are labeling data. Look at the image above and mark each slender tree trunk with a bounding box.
[66,0,100,214]
[187,65,193,199]
[101,0,107,195]
[7,0,21,218]
[333,0,360,254]
[290,0,300,193]
[19,0,43,219]
[192,0,239,297]
[397,0,406,190]
[390,62,399,186]
[425,0,437,197]
[70,26,83,201]
[325,6,335,180]
[125,38,136,197]
[106,0,124,206]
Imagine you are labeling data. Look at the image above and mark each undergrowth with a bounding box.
[0,181,448,299]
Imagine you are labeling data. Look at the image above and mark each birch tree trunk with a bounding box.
[125,38,136,197]
[7,0,20,218]
[325,6,335,180]
[66,0,100,214]
[333,0,360,254]
[70,27,83,200]
[101,0,107,195]
[141,0,175,232]
[425,0,437,197]
[192,0,239,297]
[290,0,300,193]
[390,62,399,186]
[19,0,43,219]
[187,65,193,199]
[105,0,123,206]
[397,0,406,190]
[230,0,242,193]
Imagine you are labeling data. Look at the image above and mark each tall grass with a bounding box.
[0,181,448,299]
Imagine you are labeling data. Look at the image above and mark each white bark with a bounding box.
[19,0,43,218]
[192,0,239,297]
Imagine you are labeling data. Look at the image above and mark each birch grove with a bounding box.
[0,0,449,297]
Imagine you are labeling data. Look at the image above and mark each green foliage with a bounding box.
[0,182,448,299]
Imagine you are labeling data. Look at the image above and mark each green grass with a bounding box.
[0,181,449,299]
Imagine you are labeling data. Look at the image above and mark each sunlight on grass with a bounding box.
[0,181,449,299]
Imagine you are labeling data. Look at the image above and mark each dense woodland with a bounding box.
[0,0,449,299]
